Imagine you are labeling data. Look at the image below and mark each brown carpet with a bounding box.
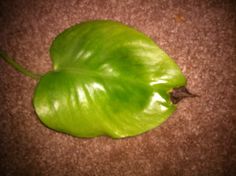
[0,0,235,175]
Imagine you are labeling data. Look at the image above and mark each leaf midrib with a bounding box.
[53,67,150,86]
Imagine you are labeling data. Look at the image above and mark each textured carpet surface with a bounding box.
[0,0,236,175]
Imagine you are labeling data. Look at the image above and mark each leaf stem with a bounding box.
[0,49,41,80]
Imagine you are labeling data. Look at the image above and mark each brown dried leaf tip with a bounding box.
[170,87,197,104]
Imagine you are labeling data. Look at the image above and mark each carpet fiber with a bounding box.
[0,0,235,175]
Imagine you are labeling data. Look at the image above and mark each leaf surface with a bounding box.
[33,20,186,138]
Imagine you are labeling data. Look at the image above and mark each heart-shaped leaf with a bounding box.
[33,20,186,138]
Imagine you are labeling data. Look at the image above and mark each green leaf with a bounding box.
[33,20,186,138]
